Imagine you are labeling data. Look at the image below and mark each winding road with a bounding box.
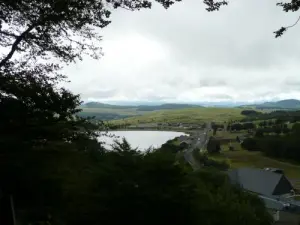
[183,122,211,170]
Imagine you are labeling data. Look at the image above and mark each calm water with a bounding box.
[99,131,187,150]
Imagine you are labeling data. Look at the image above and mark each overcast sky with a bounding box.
[64,0,300,103]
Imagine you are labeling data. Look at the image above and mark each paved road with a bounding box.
[183,122,211,170]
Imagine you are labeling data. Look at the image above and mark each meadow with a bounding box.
[109,107,245,124]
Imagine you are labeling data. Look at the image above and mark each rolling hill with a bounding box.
[81,102,203,111]
[78,102,204,120]
[240,99,300,110]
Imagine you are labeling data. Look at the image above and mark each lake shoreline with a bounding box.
[107,129,196,135]
[99,130,188,150]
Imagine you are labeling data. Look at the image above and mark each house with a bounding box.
[227,167,294,197]
[236,135,247,144]
[227,168,300,224]
[179,139,193,148]
[178,135,189,142]
[264,167,284,174]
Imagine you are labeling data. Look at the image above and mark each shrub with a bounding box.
[241,138,260,151]
[205,158,230,171]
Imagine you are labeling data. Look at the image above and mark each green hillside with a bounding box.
[111,107,245,124]
[79,102,204,120]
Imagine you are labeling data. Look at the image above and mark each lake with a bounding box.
[99,131,187,150]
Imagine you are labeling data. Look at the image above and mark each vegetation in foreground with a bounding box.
[1,134,275,225]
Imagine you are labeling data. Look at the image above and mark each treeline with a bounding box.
[240,109,300,122]
[228,122,255,131]
[78,111,133,120]
[241,124,300,162]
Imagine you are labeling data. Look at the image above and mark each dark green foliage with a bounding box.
[241,110,261,116]
[160,139,184,153]
[229,122,255,131]
[241,125,300,162]
[0,66,105,223]
[258,135,300,161]
[205,158,230,170]
[188,169,273,225]
[241,110,300,123]
[207,137,221,154]
[67,143,272,225]
[255,129,264,138]
[254,123,290,135]
[213,127,217,135]
[241,138,260,151]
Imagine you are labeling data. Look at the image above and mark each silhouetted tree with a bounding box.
[241,138,259,151]
[207,137,221,154]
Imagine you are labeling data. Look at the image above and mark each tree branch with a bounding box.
[0,30,18,38]
[286,15,300,29]
[274,15,300,38]
[0,24,36,68]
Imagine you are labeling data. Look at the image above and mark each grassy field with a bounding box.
[214,130,248,139]
[111,107,245,124]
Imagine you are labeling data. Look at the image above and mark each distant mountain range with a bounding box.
[240,99,300,110]
[82,99,300,110]
[78,99,300,121]
[81,102,203,111]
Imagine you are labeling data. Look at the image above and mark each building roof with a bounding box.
[180,140,193,145]
[178,135,189,142]
[227,168,293,197]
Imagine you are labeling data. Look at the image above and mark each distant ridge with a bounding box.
[239,99,300,110]
[82,102,134,109]
[81,102,204,111]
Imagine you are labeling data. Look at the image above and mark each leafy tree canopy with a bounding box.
[62,143,273,225]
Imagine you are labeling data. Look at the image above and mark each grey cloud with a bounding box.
[204,93,233,100]
[283,77,300,88]
[198,78,227,87]
[83,89,118,99]
[64,0,300,102]
[108,0,300,70]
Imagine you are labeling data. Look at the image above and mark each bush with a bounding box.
[205,158,230,171]
[207,137,221,154]
[241,138,260,151]
[241,110,261,116]
[255,129,264,138]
